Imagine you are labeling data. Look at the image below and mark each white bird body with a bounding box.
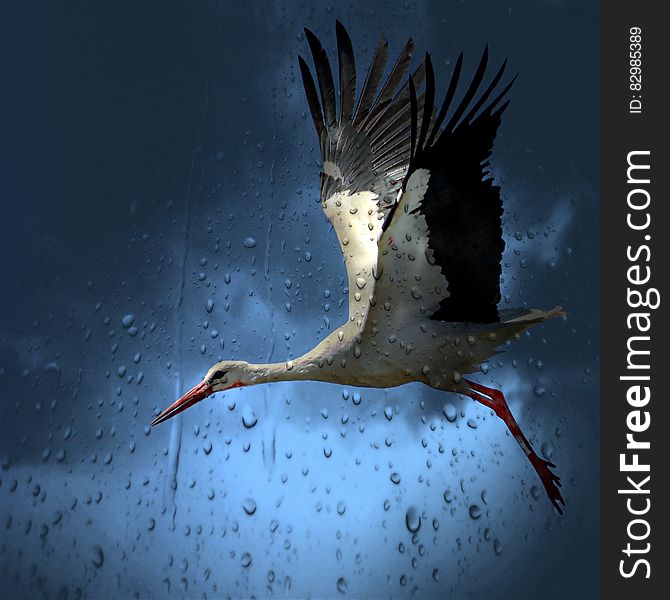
[152,22,566,513]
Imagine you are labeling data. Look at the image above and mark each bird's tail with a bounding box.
[499,305,566,325]
[453,306,566,373]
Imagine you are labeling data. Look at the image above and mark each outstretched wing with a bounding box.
[299,21,428,325]
[372,49,515,330]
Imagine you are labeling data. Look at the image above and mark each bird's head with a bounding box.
[151,360,251,426]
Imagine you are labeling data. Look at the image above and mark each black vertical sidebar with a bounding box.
[601,2,669,598]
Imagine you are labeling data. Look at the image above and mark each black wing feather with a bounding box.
[335,20,356,125]
[304,27,337,127]
[425,52,463,147]
[298,56,325,138]
[352,35,388,124]
[416,54,435,154]
[443,46,489,133]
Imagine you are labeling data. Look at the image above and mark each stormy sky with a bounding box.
[0,1,599,598]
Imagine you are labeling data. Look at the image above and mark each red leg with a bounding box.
[462,378,565,514]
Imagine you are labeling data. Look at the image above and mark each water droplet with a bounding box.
[384,406,393,421]
[121,315,135,329]
[355,277,366,289]
[533,385,546,398]
[242,406,258,429]
[336,577,348,594]
[91,545,104,568]
[243,498,257,515]
[405,506,421,533]
[469,505,482,520]
[243,237,257,248]
[336,501,346,515]
[432,568,440,581]
[390,472,401,485]
[467,419,478,429]
[494,538,503,555]
[241,552,252,568]
[442,403,457,422]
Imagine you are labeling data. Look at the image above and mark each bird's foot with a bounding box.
[462,378,565,514]
[529,453,565,515]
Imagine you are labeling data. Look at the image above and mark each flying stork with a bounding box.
[152,22,566,513]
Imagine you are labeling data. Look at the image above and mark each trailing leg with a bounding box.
[462,378,565,514]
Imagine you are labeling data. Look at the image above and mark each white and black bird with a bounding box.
[152,22,566,513]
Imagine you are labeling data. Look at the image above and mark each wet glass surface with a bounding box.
[1,1,599,598]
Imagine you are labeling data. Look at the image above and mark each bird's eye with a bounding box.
[210,369,228,381]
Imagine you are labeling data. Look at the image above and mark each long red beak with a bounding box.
[151,380,213,426]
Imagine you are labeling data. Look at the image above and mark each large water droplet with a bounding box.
[405,506,421,533]
[243,498,257,515]
[243,237,257,248]
[91,545,104,568]
[336,577,348,594]
[442,403,457,422]
[242,406,258,429]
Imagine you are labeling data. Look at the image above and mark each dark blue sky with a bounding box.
[1,1,598,598]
